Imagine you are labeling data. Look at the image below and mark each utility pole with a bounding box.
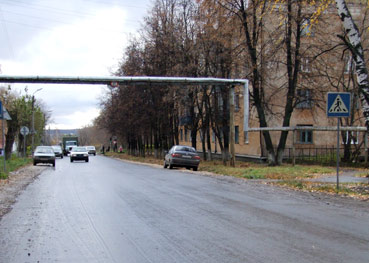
[229,86,235,167]
[31,96,34,154]
[1,101,5,173]
[31,88,42,154]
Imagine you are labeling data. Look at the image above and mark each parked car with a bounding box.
[70,146,89,162]
[86,146,96,156]
[164,145,200,171]
[51,145,63,158]
[33,146,56,167]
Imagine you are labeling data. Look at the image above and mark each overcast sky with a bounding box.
[0,0,151,129]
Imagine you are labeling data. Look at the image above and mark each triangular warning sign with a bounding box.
[328,95,349,113]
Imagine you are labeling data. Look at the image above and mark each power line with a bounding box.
[0,5,15,59]
[1,8,141,28]
[0,0,147,18]
[0,18,137,35]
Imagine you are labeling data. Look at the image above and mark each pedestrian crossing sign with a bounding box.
[327,92,351,117]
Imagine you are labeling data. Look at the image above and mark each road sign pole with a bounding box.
[327,92,351,192]
[336,119,340,191]
[23,135,26,159]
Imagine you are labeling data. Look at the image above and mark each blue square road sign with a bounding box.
[327,92,351,118]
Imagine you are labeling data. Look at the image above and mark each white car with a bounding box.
[70,146,89,162]
[86,146,96,155]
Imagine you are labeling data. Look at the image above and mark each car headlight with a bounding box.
[84,154,88,157]
[71,154,76,157]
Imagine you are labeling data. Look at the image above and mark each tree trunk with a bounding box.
[335,0,369,128]
[5,123,18,160]
[206,124,212,161]
[201,128,207,161]
[191,127,197,149]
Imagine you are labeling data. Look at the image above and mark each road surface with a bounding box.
[0,155,368,262]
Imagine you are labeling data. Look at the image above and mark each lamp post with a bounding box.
[31,88,42,154]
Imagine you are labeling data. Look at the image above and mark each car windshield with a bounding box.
[35,147,54,154]
[87,146,95,150]
[175,146,196,152]
[73,147,87,152]
[52,146,62,151]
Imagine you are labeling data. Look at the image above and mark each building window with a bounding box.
[300,57,311,73]
[343,131,359,145]
[296,89,312,109]
[344,55,357,75]
[301,18,314,37]
[235,126,239,144]
[344,55,353,74]
[297,125,313,144]
[234,94,240,111]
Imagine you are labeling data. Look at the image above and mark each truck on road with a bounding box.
[62,136,79,156]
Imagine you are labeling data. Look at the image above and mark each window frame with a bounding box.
[296,89,313,109]
[297,125,313,144]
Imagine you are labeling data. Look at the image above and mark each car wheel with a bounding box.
[163,161,168,168]
[193,167,198,171]
[70,159,73,162]
[169,162,174,169]
[52,161,55,167]
[33,161,37,166]
[86,158,89,162]
[61,155,63,159]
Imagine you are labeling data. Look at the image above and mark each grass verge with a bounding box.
[0,155,32,179]
[199,161,334,180]
[274,180,369,200]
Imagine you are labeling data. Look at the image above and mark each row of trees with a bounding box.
[97,0,368,165]
[0,86,49,159]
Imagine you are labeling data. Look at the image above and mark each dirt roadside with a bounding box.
[0,165,46,221]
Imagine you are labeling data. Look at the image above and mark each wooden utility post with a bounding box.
[229,86,235,167]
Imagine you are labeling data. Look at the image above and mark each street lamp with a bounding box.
[31,88,42,154]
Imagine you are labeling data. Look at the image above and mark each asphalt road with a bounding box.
[0,155,368,263]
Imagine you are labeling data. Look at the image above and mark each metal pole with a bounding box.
[31,96,35,154]
[243,81,249,144]
[2,104,5,173]
[336,119,340,190]
[31,88,42,153]
[23,135,26,159]
[229,86,235,167]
